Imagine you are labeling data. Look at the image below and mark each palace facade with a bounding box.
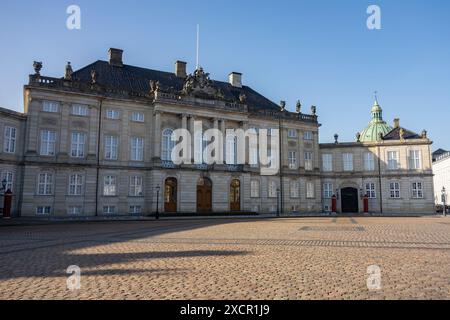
[0,48,435,217]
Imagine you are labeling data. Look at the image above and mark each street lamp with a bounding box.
[442,187,447,217]
[1,178,6,192]
[155,185,161,220]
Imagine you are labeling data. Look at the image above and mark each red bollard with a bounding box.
[3,189,12,219]
[363,195,369,214]
[331,195,337,213]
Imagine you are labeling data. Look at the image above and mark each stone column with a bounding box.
[88,104,99,160]
[25,98,40,154]
[220,119,226,164]
[241,121,249,164]
[59,102,70,157]
[154,111,161,159]
[189,115,196,163]
[213,118,220,164]
[182,114,188,130]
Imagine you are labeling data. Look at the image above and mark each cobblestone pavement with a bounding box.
[0,216,449,300]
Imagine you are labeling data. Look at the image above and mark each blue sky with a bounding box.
[1,0,449,149]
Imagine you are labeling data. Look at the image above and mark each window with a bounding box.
[4,126,16,153]
[131,112,144,122]
[43,101,59,113]
[304,152,313,171]
[389,182,400,198]
[250,180,260,198]
[40,130,56,156]
[322,154,333,172]
[161,129,175,161]
[343,153,353,171]
[364,152,375,171]
[1,171,13,191]
[290,180,300,198]
[303,131,313,140]
[68,206,82,215]
[68,174,83,195]
[129,205,142,214]
[106,109,120,119]
[387,151,399,170]
[226,135,238,164]
[103,176,117,196]
[409,150,421,170]
[365,182,376,198]
[306,181,315,198]
[288,129,297,138]
[71,132,86,158]
[323,183,333,199]
[195,133,209,164]
[129,176,143,196]
[105,135,118,160]
[412,182,423,198]
[37,173,53,195]
[268,181,277,198]
[130,137,144,161]
[36,206,51,215]
[71,104,88,116]
[288,151,297,169]
[103,206,116,214]
[249,145,259,167]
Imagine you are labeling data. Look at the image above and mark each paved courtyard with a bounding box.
[0,216,449,300]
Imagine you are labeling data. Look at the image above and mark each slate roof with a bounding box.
[71,60,280,112]
[382,127,421,140]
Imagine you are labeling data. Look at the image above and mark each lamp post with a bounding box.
[276,187,280,217]
[442,187,447,217]
[1,178,12,219]
[155,185,161,220]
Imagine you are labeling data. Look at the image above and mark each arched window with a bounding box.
[230,179,241,211]
[164,178,177,212]
[161,129,175,161]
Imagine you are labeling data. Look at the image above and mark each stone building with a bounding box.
[0,48,435,217]
[432,151,450,206]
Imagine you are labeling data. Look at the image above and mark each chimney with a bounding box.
[108,48,123,67]
[393,118,400,128]
[175,60,187,78]
[229,72,242,88]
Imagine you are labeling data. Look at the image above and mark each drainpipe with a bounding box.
[94,97,104,217]
[377,145,383,214]
[278,113,284,215]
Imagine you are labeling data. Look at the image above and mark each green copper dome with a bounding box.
[358,100,393,142]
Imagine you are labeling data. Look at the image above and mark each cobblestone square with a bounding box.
[0,216,449,300]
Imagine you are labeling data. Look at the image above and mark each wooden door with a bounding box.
[197,178,212,213]
[230,179,241,211]
[341,187,359,213]
[164,178,177,212]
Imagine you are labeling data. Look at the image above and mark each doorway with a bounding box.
[341,187,359,213]
[164,178,177,212]
[197,177,212,213]
[230,179,241,211]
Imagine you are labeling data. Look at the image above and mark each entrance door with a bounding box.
[341,187,359,213]
[197,177,212,213]
[164,178,177,212]
[230,179,241,211]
